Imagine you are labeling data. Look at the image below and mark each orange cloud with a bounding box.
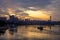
[24,10,50,20]
[7,8,15,15]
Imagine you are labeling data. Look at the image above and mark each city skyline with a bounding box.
[0,15,50,21]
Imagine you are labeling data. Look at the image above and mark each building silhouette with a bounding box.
[8,15,19,23]
[0,17,7,21]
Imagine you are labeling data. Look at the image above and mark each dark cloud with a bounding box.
[45,0,60,21]
[0,0,3,4]
[0,0,52,8]
[14,0,52,8]
[0,9,8,14]
[0,10,9,15]
[0,10,5,14]
[15,9,23,14]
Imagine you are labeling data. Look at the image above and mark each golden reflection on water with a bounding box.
[0,25,60,40]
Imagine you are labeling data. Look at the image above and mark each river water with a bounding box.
[0,25,60,40]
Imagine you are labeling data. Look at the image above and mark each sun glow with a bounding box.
[7,8,15,16]
[6,8,51,20]
[24,10,50,20]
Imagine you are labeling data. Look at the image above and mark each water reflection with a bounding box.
[0,25,60,40]
[0,26,8,36]
[9,25,18,35]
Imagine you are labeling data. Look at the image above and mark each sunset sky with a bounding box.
[0,0,60,21]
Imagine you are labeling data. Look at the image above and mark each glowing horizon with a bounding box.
[24,10,50,20]
[0,9,51,20]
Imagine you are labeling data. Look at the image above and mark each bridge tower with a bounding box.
[50,16,51,21]
[50,16,52,29]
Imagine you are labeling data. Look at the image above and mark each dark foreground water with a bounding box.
[0,25,60,40]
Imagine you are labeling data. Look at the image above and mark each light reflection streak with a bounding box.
[0,25,60,40]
